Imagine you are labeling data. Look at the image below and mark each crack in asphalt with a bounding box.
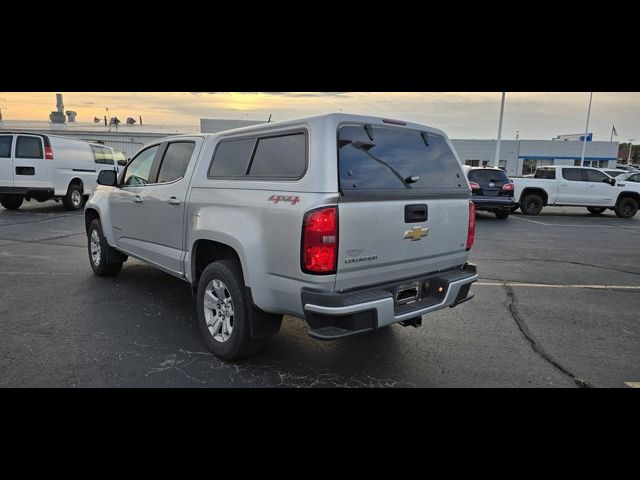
[474,257,640,276]
[479,277,640,293]
[503,284,592,388]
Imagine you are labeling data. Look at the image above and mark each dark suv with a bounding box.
[464,166,515,219]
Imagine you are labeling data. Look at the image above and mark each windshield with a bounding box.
[337,124,465,194]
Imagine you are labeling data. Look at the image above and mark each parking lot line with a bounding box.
[624,382,640,388]
[511,216,640,230]
[476,281,640,290]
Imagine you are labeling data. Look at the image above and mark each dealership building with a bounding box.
[451,137,619,176]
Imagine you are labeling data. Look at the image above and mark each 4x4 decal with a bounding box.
[268,195,300,205]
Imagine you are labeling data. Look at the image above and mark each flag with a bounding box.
[612,125,618,137]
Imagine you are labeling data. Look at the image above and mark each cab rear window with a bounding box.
[534,169,556,179]
[338,125,465,194]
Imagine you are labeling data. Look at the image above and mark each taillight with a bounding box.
[45,145,54,160]
[469,182,480,190]
[502,182,514,192]
[302,206,338,274]
[466,201,476,251]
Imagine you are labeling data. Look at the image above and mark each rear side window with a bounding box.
[338,125,465,193]
[584,169,608,182]
[0,136,12,158]
[209,138,255,177]
[157,141,195,183]
[16,136,43,159]
[629,174,640,183]
[248,133,306,178]
[468,169,509,183]
[91,145,114,165]
[562,168,583,181]
[534,169,556,179]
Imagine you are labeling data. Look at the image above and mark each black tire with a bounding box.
[0,195,24,210]
[615,197,638,219]
[510,205,519,213]
[521,194,544,215]
[196,259,265,360]
[587,207,606,215]
[62,182,85,211]
[495,211,510,220]
[87,219,123,276]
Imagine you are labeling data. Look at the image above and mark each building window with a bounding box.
[465,159,480,167]
[481,160,489,167]
[498,160,507,170]
[522,158,553,175]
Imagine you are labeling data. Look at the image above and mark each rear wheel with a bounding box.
[615,197,638,218]
[0,195,24,210]
[196,259,265,360]
[521,194,544,216]
[495,211,510,220]
[587,207,606,215]
[63,182,85,211]
[87,219,123,276]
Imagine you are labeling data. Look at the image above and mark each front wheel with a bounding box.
[615,197,638,218]
[587,207,606,215]
[87,219,123,276]
[196,259,265,360]
[521,194,544,215]
[0,195,24,210]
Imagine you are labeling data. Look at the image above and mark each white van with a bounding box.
[0,132,126,210]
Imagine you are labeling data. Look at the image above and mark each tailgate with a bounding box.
[335,197,470,291]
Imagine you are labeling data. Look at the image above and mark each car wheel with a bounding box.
[88,219,123,276]
[196,259,265,360]
[495,211,510,220]
[0,195,24,210]
[615,197,638,218]
[521,194,543,215]
[587,207,606,215]
[63,182,85,211]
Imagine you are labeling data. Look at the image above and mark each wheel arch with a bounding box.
[521,187,548,206]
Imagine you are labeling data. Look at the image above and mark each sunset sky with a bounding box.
[0,92,638,141]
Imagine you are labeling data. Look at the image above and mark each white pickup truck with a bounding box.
[513,166,640,218]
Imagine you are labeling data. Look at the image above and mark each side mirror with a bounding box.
[610,178,616,186]
[117,159,127,166]
[97,169,118,187]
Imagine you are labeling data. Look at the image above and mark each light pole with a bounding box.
[494,92,506,168]
[628,139,635,164]
[579,92,593,167]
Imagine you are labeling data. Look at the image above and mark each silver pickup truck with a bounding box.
[84,113,478,359]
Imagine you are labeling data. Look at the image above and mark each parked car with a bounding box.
[617,171,640,183]
[615,164,640,172]
[0,132,125,210]
[513,165,640,218]
[85,113,479,359]
[463,165,515,219]
[601,169,629,178]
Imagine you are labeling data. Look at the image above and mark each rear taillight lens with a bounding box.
[302,206,338,274]
[502,182,514,192]
[45,145,54,160]
[466,201,476,251]
[469,182,480,190]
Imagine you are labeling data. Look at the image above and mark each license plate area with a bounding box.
[395,282,420,306]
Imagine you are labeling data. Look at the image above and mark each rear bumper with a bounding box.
[302,263,478,340]
[472,197,515,212]
[0,187,54,199]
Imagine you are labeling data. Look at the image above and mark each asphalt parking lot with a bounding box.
[1,200,639,387]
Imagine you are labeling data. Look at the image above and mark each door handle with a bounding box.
[133,196,143,203]
[560,183,569,186]
[167,196,181,205]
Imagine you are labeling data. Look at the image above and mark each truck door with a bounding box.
[557,167,589,204]
[584,169,616,206]
[0,135,14,188]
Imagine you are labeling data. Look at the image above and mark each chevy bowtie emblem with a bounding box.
[404,226,429,241]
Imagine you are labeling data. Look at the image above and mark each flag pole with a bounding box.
[494,92,505,168]
[580,92,593,166]
[610,125,614,143]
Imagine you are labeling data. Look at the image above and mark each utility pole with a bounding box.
[494,92,506,168]
[579,92,593,166]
